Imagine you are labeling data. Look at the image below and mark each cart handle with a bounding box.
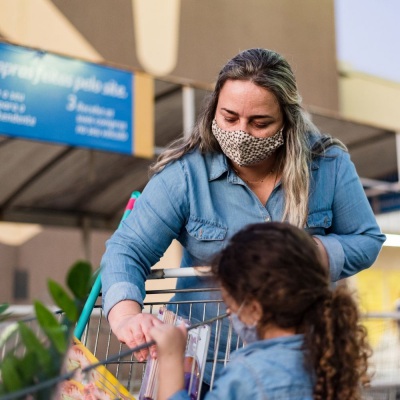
[148,266,211,279]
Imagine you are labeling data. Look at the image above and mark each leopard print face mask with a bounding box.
[212,119,284,166]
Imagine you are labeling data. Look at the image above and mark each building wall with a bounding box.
[1,225,181,306]
[0,243,17,302]
[17,226,105,304]
[339,72,400,131]
[176,0,339,111]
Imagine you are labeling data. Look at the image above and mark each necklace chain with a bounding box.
[233,166,275,184]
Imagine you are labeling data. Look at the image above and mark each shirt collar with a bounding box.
[233,334,305,358]
[206,152,232,181]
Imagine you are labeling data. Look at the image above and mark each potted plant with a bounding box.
[0,260,93,399]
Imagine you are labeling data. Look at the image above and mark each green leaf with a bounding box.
[18,322,44,352]
[0,322,18,349]
[34,301,68,354]
[18,322,53,371]
[1,355,24,392]
[15,352,38,384]
[0,303,9,314]
[48,280,78,322]
[0,261,98,396]
[66,260,92,300]
[0,312,12,322]
[0,303,11,321]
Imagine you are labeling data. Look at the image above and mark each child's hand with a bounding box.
[150,323,188,400]
[150,323,188,360]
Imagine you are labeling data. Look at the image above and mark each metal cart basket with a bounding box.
[0,269,234,400]
[75,268,233,398]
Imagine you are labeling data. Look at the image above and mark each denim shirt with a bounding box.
[169,335,314,400]
[101,139,385,318]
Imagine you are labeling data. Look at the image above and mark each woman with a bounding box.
[151,222,372,400]
[100,48,385,379]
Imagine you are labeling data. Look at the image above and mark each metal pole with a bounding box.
[182,86,195,139]
[396,131,400,185]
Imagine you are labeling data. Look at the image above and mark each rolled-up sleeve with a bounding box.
[101,161,189,318]
[316,149,386,281]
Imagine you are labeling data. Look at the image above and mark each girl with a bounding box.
[150,222,372,400]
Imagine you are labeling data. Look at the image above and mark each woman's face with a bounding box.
[215,79,284,138]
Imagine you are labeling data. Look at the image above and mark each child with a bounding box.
[150,222,372,400]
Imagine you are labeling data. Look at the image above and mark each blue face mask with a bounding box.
[230,302,259,344]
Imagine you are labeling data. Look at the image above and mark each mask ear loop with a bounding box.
[236,301,245,317]
[237,300,259,328]
[227,301,243,320]
[241,299,260,330]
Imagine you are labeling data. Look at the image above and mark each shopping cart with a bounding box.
[74,273,233,398]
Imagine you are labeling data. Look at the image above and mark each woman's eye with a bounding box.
[224,118,236,123]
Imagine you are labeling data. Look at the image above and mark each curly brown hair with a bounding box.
[211,222,371,400]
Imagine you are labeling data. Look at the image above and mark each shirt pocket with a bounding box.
[305,209,332,236]
[183,217,228,263]
[186,217,227,241]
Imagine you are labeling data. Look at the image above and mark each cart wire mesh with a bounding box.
[77,278,236,397]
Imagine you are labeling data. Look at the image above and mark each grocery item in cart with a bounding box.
[56,337,136,400]
[139,307,210,400]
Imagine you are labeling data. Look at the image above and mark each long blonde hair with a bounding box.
[151,48,345,227]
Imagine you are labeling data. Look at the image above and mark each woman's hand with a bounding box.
[108,300,162,361]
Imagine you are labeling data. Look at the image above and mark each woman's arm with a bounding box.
[101,161,189,359]
[315,149,386,281]
[312,236,329,270]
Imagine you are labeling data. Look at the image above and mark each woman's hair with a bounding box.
[211,222,371,400]
[150,48,345,227]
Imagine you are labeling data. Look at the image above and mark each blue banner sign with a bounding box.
[0,42,134,154]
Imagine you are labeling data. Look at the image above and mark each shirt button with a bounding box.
[265,217,271,222]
